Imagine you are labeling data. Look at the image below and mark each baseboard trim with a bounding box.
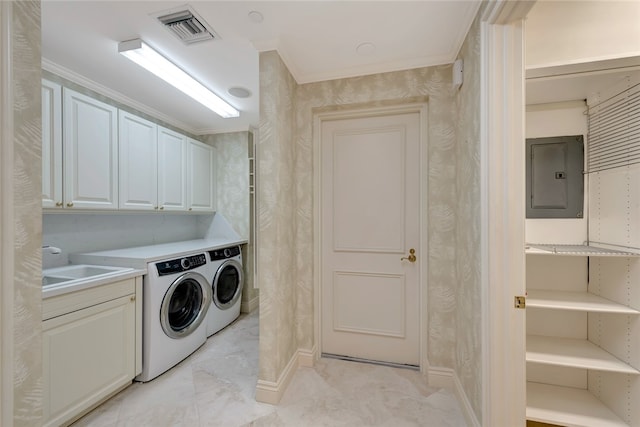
[255,351,298,405]
[297,346,316,367]
[240,295,259,313]
[453,371,481,427]
[427,364,479,427]
[255,347,316,404]
[427,365,454,388]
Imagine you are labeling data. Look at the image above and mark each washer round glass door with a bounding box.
[160,272,211,339]
[213,259,244,310]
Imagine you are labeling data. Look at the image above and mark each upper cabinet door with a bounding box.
[63,89,118,209]
[187,138,216,212]
[119,111,158,210]
[158,126,187,211]
[42,80,63,209]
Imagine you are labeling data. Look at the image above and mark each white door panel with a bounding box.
[118,111,158,210]
[187,138,216,212]
[321,111,420,366]
[332,127,406,253]
[158,127,187,211]
[42,80,62,208]
[63,89,118,209]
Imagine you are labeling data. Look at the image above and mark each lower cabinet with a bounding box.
[42,277,142,427]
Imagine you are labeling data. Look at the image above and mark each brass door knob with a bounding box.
[401,248,416,263]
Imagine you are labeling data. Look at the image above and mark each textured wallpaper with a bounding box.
[258,50,461,387]
[454,4,483,421]
[294,66,458,366]
[11,1,44,425]
[207,132,250,240]
[258,52,297,383]
[205,131,258,304]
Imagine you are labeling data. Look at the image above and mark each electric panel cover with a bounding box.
[526,135,584,219]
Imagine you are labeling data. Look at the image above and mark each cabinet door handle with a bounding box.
[66,202,74,208]
[55,202,63,207]
[159,206,164,210]
[188,207,192,211]
[130,295,136,302]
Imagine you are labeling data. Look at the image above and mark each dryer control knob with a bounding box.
[181,258,191,270]
[224,248,232,258]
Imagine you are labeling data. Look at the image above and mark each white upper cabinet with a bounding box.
[42,82,216,213]
[187,138,216,212]
[118,111,158,210]
[158,126,188,211]
[63,88,118,209]
[42,80,63,208]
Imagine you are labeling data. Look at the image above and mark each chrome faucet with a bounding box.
[42,245,62,255]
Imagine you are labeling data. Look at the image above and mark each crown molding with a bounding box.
[195,125,251,136]
[252,38,461,85]
[42,58,199,136]
[297,53,456,84]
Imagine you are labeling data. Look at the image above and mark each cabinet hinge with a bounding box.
[514,295,526,309]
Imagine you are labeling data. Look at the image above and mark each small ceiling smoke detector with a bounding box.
[248,11,264,24]
[356,42,376,56]
[228,87,252,98]
[153,5,220,45]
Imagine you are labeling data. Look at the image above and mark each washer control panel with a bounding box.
[156,253,207,276]
[208,246,241,261]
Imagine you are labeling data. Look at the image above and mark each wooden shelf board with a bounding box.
[527,290,639,314]
[527,335,639,374]
[526,244,640,257]
[527,382,628,427]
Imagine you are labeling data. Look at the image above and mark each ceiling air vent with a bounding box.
[155,6,219,45]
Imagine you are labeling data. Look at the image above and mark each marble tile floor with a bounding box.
[73,311,467,427]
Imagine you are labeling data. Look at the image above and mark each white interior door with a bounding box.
[321,111,421,366]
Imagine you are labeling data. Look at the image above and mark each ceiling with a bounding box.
[526,56,640,106]
[41,1,481,136]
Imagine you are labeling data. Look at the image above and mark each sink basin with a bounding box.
[42,264,134,288]
[42,276,70,286]
[46,265,126,279]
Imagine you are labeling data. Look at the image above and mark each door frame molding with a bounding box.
[0,2,15,424]
[313,101,429,371]
[480,1,534,425]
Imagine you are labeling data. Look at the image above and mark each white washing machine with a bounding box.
[206,245,244,336]
[137,252,211,382]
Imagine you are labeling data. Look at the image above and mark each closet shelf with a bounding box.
[527,335,640,374]
[526,244,640,257]
[527,382,628,427]
[527,290,640,314]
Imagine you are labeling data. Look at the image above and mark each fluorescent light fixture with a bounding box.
[118,39,239,118]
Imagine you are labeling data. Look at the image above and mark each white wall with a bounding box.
[203,131,250,240]
[525,101,588,244]
[526,1,640,69]
[42,213,203,268]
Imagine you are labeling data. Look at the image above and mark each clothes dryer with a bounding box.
[206,245,244,336]
[137,252,211,381]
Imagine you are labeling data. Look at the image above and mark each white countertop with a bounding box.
[70,238,247,270]
[42,267,146,299]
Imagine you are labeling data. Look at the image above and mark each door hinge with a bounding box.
[514,295,526,309]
